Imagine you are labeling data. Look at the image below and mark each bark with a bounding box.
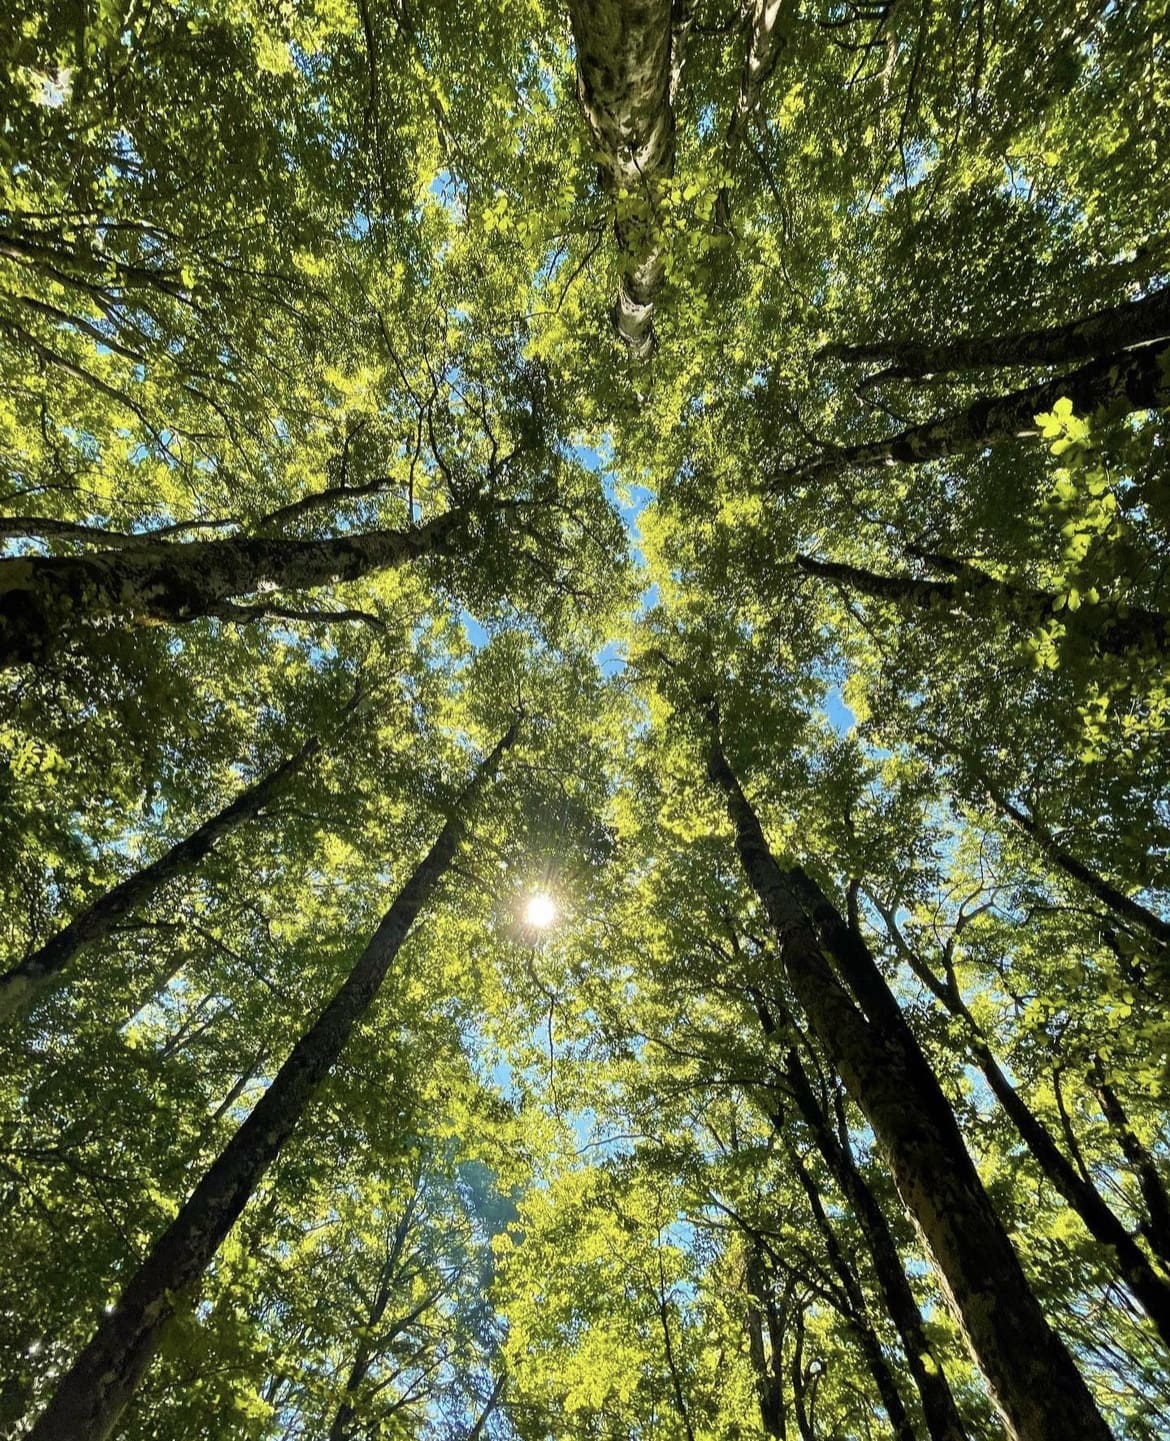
[789,1307,816,1441]
[1088,1059,1170,1273]
[705,722,1115,1441]
[26,721,519,1441]
[877,908,1170,1349]
[786,1144,920,1441]
[745,1246,787,1438]
[0,505,470,669]
[783,338,1170,484]
[795,552,1170,659]
[568,0,678,357]
[982,781,1170,957]
[718,0,797,223]
[820,283,1170,385]
[0,736,321,1023]
[780,1051,970,1441]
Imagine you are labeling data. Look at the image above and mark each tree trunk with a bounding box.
[568,0,678,358]
[745,1246,787,1438]
[820,283,1170,384]
[26,721,519,1441]
[981,781,1170,957]
[0,736,321,1023]
[786,1142,921,1441]
[873,901,1170,1344]
[718,0,796,223]
[1089,1059,1170,1270]
[795,552,1170,659]
[779,1050,970,1441]
[783,338,1170,484]
[789,1306,817,1441]
[704,722,1115,1441]
[0,506,469,669]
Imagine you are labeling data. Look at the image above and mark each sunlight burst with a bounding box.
[524,892,558,929]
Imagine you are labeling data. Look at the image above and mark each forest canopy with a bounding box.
[1,2,1168,1440]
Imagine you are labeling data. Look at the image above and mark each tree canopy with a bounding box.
[2,3,1168,1439]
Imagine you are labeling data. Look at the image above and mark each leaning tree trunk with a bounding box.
[0,735,321,1023]
[876,912,1170,1347]
[782,337,1170,485]
[777,1047,970,1441]
[979,779,1170,958]
[744,1245,787,1438]
[784,1142,920,1441]
[1089,1059,1170,1270]
[568,0,678,358]
[0,505,469,669]
[704,722,1114,1441]
[795,553,1170,659]
[820,282,1170,386]
[26,722,519,1441]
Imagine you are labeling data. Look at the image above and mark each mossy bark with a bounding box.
[0,507,468,668]
[784,339,1170,484]
[568,0,678,357]
[821,283,1170,382]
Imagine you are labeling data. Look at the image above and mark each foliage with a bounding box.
[1,2,1168,1439]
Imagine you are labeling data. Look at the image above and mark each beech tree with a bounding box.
[3,2,1168,1440]
[28,720,518,1441]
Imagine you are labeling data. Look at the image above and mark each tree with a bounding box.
[4,1,1170,1439]
[0,730,324,1021]
[701,703,1112,1441]
[26,721,517,1441]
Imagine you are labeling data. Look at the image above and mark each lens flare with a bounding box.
[525,892,557,929]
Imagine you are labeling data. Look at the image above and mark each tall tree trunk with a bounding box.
[782,338,1170,484]
[704,721,1114,1441]
[717,0,796,223]
[778,1048,970,1441]
[1089,1059,1170,1270]
[788,1306,817,1441]
[26,721,519,1441]
[0,505,469,669]
[795,552,1170,658]
[819,283,1170,384]
[568,0,679,358]
[785,1142,921,1441]
[0,736,321,1023]
[979,780,1170,957]
[876,906,1170,1347]
[745,1245,787,1438]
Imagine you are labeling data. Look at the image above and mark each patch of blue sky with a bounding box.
[461,610,490,650]
[867,142,935,212]
[824,684,855,735]
[429,170,463,217]
[575,437,653,564]
[594,639,626,676]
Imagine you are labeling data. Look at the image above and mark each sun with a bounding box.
[524,892,558,929]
